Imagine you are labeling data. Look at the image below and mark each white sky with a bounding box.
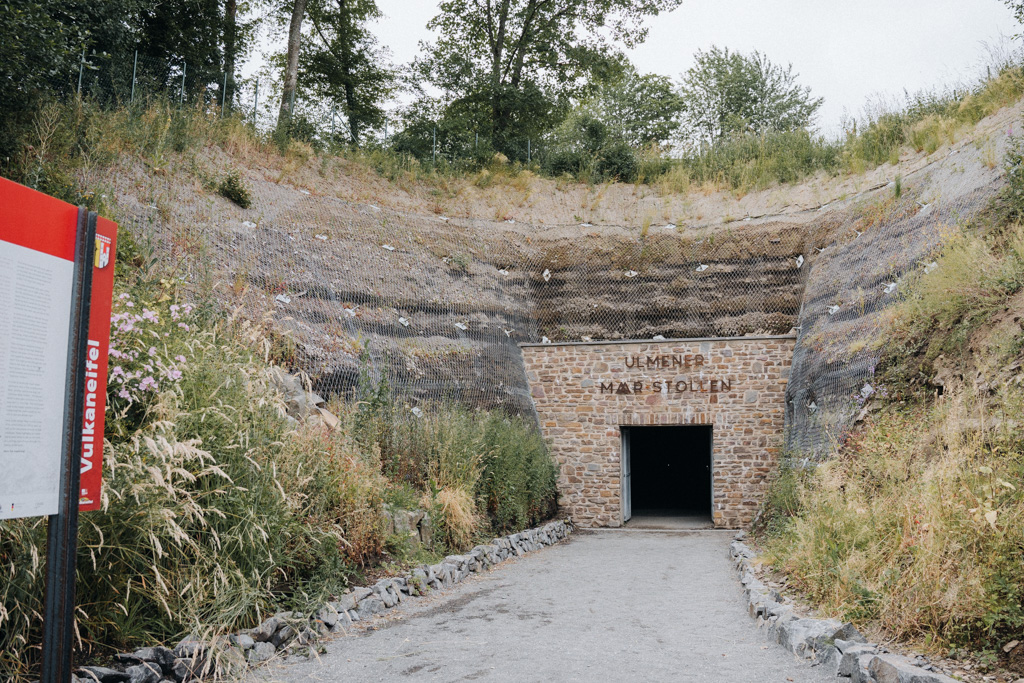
[368,0,1020,137]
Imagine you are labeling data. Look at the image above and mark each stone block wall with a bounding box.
[520,336,795,528]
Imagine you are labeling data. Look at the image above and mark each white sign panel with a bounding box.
[0,240,74,519]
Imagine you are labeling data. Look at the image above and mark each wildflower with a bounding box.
[118,389,131,399]
[178,323,190,331]
[174,355,186,363]
[170,304,180,320]
[168,369,182,381]
[148,346,157,357]
[125,301,134,308]
[111,366,124,377]
[142,308,159,323]
[139,376,158,392]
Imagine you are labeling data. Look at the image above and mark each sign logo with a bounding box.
[95,235,111,269]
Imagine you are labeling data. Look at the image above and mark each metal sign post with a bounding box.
[40,210,96,683]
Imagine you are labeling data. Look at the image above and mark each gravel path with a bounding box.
[258,529,834,682]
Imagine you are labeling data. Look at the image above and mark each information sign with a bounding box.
[0,178,117,518]
[79,217,117,511]
[0,181,79,520]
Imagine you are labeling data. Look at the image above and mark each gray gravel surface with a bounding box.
[259,529,834,682]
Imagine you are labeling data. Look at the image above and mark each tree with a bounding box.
[278,0,309,130]
[579,60,683,148]
[300,0,394,145]
[423,0,682,159]
[677,46,823,147]
[139,0,224,94]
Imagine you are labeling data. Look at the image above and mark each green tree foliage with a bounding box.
[138,0,224,93]
[300,0,395,145]
[419,0,682,160]
[0,0,260,155]
[0,0,131,153]
[543,113,639,182]
[677,45,823,148]
[577,60,683,148]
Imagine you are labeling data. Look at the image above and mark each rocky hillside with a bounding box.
[84,98,1020,419]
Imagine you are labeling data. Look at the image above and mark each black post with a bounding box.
[40,209,96,683]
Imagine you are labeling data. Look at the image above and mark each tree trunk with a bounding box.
[278,0,309,131]
[339,0,359,145]
[345,81,359,145]
[490,0,509,144]
[223,0,237,111]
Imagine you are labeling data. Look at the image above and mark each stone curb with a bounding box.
[729,535,957,683]
[68,519,574,683]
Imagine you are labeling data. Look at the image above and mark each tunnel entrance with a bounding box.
[622,425,713,528]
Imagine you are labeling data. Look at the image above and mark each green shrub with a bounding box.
[753,454,807,537]
[343,368,560,547]
[1003,135,1024,221]
[217,170,252,208]
[478,413,559,532]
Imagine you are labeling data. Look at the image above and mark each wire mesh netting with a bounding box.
[93,100,1014,457]
[784,142,1007,457]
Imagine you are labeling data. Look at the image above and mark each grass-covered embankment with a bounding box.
[759,145,1024,668]
[0,232,558,681]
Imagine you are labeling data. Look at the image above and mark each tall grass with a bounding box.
[0,241,559,680]
[761,172,1024,654]
[679,129,842,191]
[767,395,1024,648]
[342,371,559,550]
[0,286,386,679]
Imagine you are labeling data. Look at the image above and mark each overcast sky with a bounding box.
[368,0,1020,137]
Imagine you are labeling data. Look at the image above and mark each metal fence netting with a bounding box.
[93,103,1013,455]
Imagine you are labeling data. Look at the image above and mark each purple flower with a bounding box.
[118,389,131,399]
[178,323,190,331]
[147,346,157,357]
[142,308,159,323]
[168,369,182,380]
[139,376,158,392]
[175,355,186,363]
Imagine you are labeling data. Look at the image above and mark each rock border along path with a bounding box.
[69,520,573,683]
[730,536,958,683]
